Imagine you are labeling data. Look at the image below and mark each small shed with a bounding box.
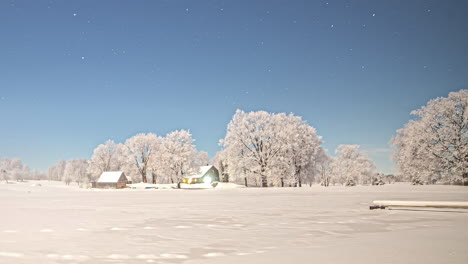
[96,171,128,189]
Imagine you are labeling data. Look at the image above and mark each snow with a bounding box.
[189,165,214,178]
[1,181,467,263]
[104,182,244,190]
[216,182,246,188]
[0,252,23,258]
[97,171,125,183]
[180,183,216,189]
[373,200,468,209]
[127,183,176,189]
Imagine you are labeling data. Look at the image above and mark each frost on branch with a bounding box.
[0,158,33,182]
[220,110,325,187]
[63,159,89,186]
[391,89,468,185]
[330,145,376,186]
[124,133,161,183]
[88,140,126,181]
[154,130,197,186]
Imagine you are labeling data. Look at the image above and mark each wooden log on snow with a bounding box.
[371,200,468,210]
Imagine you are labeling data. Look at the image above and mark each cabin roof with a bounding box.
[185,165,215,179]
[97,171,126,183]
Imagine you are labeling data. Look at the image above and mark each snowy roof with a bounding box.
[185,165,214,179]
[97,171,126,183]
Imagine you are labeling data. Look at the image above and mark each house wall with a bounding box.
[202,167,220,182]
[96,181,126,189]
[116,181,126,188]
[211,167,220,182]
[96,182,116,188]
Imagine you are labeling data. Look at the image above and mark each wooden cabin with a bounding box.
[96,171,128,189]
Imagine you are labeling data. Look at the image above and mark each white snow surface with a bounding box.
[1,181,467,264]
[127,183,177,189]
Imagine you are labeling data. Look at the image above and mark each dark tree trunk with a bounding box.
[281,178,284,187]
[294,165,301,188]
[261,175,267,187]
[298,179,302,187]
[260,165,268,187]
[152,174,156,184]
[244,177,248,187]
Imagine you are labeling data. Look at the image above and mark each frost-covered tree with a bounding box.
[48,160,66,181]
[62,162,73,185]
[155,130,197,186]
[221,110,324,187]
[371,173,386,185]
[0,159,12,183]
[316,149,332,187]
[223,147,253,186]
[1,169,8,183]
[213,149,229,182]
[125,133,160,183]
[281,114,324,187]
[88,140,126,180]
[0,158,30,182]
[194,151,210,167]
[330,145,376,186]
[63,159,89,186]
[21,165,31,181]
[30,170,47,180]
[391,120,434,184]
[221,110,286,187]
[1,159,15,183]
[392,89,468,185]
[11,158,25,181]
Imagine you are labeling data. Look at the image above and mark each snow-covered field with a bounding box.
[1,181,467,264]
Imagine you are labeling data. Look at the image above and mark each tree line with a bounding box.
[44,110,379,188]
[5,90,465,187]
[47,130,210,187]
[0,158,47,182]
[214,110,378,187]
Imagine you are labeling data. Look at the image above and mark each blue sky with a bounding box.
[1,0,467,173]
